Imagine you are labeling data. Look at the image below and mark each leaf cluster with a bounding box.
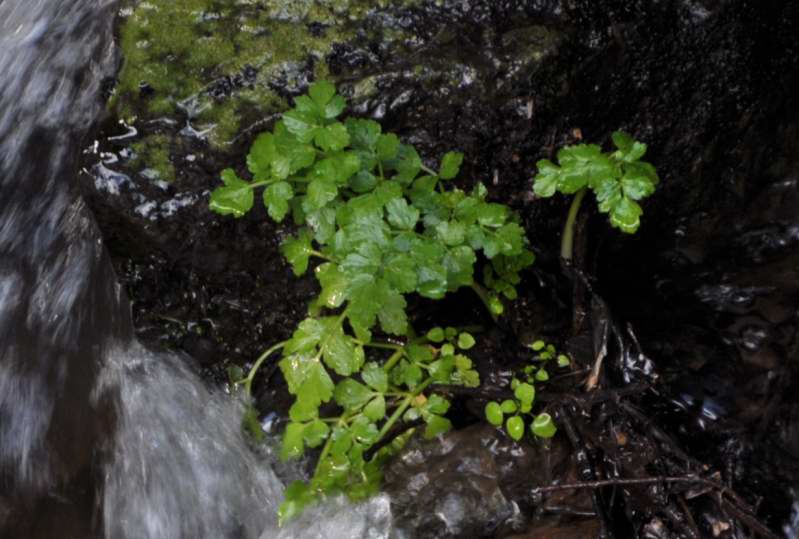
[484,339,568,441]
[210,81,535,520]
[532,132,659,233]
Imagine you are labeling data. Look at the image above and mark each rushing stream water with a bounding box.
[0,1,391,537]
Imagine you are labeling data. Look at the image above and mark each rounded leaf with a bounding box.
[514,383,535,406]
[500,399,518,414]
[457,332,476,350]
[485,401,503,426]
[506,415,525,441]
[532,413,557,438]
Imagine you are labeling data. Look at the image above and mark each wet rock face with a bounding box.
[383,423,580,537]
[384,425,515,538]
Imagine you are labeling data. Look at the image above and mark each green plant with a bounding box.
[210,81,535,521]
[531,132,659,261]
[484,339,568,440]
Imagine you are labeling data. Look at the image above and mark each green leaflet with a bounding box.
[209,169,253,217]
[439,151,464,180]
[263,181,293,222]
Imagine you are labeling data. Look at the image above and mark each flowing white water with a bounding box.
[0,1,392,537]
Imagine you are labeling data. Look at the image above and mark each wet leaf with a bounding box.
[485,401,503,426]
[263,181,293,222]
[532,413,557,438]
[457,332,475,350]
[506,415,525,441]
[210,169,253,217]
[439,151,464,180]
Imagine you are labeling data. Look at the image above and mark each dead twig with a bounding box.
[529,475,781,539]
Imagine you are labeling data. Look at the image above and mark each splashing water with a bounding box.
[0,1,391,537]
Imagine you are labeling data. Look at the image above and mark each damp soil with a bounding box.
[80,1,799,537]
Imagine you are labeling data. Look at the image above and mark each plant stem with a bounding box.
[382,348,406,372]
[357,340,403,351]
[469,281,499,323]
[376,378,433,441]
[420,164,438,176]
[561,187,587,262]
[310,249,333,262]
[243,341,287,396]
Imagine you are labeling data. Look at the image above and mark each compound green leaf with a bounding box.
[278,481,315,525]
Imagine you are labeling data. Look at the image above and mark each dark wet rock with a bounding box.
[383,423,586,537]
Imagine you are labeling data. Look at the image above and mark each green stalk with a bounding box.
[376,378,433,441]
[420,164,438,176]
[561,187,587,262]
[469,281,500,323]
[382,347,406,372]
[242,341,287,396]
